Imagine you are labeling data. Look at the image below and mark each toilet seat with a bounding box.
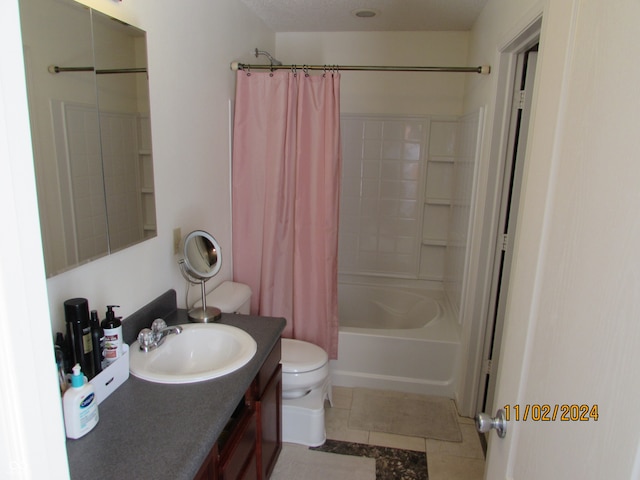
[281,338,328,373]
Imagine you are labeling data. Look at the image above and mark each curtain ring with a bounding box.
[269,64,274,77]
[245,65,251,77]
[291,64,297,77]
[323,65,327,78]
[303,65,310,77]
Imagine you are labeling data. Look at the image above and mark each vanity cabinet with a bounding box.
[254,339,282,479]
[194,339,282,480]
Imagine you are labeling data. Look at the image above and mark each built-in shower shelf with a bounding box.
[137,115,156,235]
[428,156,455,163]
[422,238,447,247]
[425,197,451,206]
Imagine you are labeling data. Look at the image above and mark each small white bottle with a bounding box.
[63,363,99,439]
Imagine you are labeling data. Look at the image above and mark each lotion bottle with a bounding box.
[101,305,123,366]
[63,363,99,439]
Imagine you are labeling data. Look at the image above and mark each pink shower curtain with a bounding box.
[232,70,341,359]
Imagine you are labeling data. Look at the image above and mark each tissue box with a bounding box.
[90,344,129,405]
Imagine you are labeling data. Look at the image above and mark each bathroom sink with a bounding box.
[129,324,257,384]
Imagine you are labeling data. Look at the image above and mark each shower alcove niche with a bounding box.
[332,110,483,398]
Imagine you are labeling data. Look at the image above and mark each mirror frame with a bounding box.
[179,230,223,323]
[182,230,222,280]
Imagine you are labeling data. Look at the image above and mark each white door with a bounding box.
[483,0,640,478]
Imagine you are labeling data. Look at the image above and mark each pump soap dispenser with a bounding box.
[101,305,123,366]
[63,363,99,439]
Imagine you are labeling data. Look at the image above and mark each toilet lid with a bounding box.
[280,338,328,373]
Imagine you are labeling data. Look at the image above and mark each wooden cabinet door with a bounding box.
[256,364,282,480]
[193,443,218,480]
[219,409,258,480]
[196,338,282,480]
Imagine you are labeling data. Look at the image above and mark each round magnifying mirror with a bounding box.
[179,230,222,322]
[183,230,221,280]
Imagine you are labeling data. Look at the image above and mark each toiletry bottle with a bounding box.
[101,305,123,366]
[54,342,68,394]
[90,310,104,375]
[55,331,71,373]
[64,298,93,378]
[63,363,99,439]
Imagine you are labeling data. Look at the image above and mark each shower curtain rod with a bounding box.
[48,65,147,75]
[230,61,490,75]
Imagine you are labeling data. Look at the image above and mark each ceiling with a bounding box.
[239,0,489,32]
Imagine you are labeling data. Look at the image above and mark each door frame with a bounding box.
[455,13,543,418]
[484,0,581,476]
[477,44,539,417]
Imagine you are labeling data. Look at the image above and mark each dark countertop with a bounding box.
[65,291,286,480]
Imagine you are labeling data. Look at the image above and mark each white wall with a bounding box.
[1,0,274,477]
[44,0,275,335]
[276,31,469,115]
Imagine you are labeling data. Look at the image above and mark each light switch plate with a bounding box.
[173,228,182,255]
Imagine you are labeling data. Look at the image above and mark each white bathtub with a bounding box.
[330,280,461,397]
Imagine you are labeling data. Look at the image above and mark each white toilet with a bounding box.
[207,281,332,447]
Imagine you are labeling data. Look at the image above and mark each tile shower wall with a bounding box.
[339,113,481,290]
[340,115,462,281]
[339,116,427,277]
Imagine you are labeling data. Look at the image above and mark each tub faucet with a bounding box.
[137,318,183,352]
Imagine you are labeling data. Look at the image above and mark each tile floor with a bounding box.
[325,387,486,480]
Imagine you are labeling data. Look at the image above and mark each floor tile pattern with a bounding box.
[311,439,428,480]
[325,387,486,480]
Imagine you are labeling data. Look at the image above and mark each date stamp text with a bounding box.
[503,404,598,422]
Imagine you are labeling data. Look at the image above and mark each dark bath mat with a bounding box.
[311,439,428,480]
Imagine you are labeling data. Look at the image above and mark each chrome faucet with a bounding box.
[137,318,183,352]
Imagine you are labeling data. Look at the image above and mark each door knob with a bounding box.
[475,409,507,438]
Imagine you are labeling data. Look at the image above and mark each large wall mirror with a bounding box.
[19,0,157,277]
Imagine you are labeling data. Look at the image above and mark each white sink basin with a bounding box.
[129,324,257,384]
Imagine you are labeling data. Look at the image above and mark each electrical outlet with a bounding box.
[173,228,182,255]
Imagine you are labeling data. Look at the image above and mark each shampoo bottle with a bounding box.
[101,305,123,366]
[63,363,99,439]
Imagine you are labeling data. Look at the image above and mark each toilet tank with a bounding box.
[206,281,252,314]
